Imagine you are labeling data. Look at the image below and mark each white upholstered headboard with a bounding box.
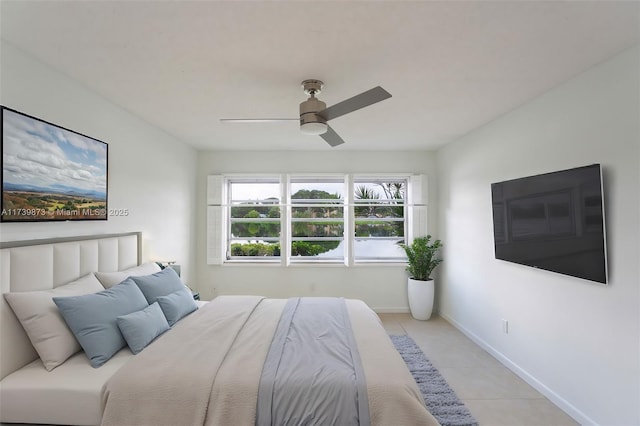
[0,232,141,380]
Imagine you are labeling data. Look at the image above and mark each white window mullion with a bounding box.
[345,174,353,266]
[283,173,291,266]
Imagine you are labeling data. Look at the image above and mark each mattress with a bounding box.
[0,348,133,425]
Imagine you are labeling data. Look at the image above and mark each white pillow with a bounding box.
[94,262,161,289]
[4,273,104,371]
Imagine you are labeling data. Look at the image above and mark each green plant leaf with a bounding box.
[399,235,443,281]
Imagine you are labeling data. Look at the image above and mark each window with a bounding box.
[226,178,282,260]
[208,174,425,265]
[353,178,407,261]
[290,177,345,262]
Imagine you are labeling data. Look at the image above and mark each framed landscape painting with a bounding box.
[1,106,108,222]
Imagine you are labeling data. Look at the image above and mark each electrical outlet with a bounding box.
[502,319,509,334]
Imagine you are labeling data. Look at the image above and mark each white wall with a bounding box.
[0,41,198,282]
[195,150,436,311]
[436,46,639,425]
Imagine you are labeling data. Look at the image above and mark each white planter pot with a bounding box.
[407,278,434,320]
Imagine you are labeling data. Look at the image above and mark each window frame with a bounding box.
[224,175,284,263]
[352,176,409,263]
[288,174,348,265]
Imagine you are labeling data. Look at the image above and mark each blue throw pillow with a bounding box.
[53,278,149,368]
[117,302,170,354]
[156,289,198,326]
[131,267,185,305]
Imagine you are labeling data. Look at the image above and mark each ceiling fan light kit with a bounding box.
[221,79,391,147]
[300,121,328,135]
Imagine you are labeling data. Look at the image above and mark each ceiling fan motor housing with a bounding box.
[299,97,327,135]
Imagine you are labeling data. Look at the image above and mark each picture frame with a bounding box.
[1,106,108,222]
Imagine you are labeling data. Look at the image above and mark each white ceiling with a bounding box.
[1,1,638,151]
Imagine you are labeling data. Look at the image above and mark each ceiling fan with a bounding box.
[220,80,391,147]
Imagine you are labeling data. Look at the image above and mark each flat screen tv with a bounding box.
[491,164,607,284]
[1,106,108,222]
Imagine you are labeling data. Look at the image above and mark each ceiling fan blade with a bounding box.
[320,125,345,147]
[220,118,298,123]
[318,86,391,121]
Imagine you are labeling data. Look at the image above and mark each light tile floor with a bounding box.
[378,313,579,426]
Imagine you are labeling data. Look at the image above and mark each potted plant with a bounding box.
[399,235,443,320]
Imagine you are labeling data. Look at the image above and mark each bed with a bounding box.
[0,232,439,426]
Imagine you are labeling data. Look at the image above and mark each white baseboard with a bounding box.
[373,307,410,314]
[439,312,597,426]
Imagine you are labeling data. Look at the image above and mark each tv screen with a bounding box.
[491,164,607,284]
[1,106,108,222]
